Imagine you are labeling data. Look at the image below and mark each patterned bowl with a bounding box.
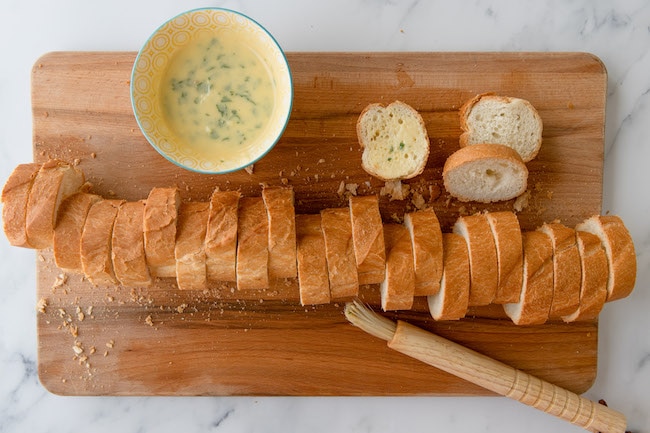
[131,8,293,174]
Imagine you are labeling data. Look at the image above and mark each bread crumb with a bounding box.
[145,315,154,326]
[280,178,289,185]
[106,340,115,349]
[69,324,78,338]
[318,159,325,164]
[89,346,96,355]
[176,303,187,314]
[36,298,48,314]
[337,180,346,196]
[380,180,410,201]
[411,191,426,210]
[244,164,254,175]
[90,152,97,158]
[345,183,358,196]
[72,344,84,355]
[513,190,531,212]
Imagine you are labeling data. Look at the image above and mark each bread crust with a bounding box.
[236,197,270,290]
[486,211,523,304]
[80,199,124,286]
[320,207,359,299]
[175,202,210,291]
[296,214,330,305]
[1,163,42,248]
[349,195,386,285]
[428,233,470,320]
[143,187,181,278]
[112,200,151,287]
[205,190,240,282]
[380,224,416,311]
[53,192,102,272]
[403,209,443,296]
[262,186,297,279]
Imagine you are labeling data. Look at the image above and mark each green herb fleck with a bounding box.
[399,141,405,150]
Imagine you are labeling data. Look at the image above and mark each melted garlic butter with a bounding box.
[160,33,276,165]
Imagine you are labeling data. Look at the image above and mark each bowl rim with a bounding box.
[130,7,293,175]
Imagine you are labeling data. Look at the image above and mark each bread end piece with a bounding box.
[1,162,42,248]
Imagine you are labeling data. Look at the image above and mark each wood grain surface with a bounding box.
[32,51,606,396]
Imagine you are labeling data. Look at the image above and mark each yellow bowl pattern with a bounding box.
[131,8,293,174]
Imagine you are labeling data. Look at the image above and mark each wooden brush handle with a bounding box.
[388,321,626,433]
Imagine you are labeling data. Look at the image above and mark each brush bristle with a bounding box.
[344,300,397,341]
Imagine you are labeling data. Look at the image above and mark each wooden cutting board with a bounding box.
[32,51,606,396]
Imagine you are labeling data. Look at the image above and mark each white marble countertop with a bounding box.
[1,1,649,432]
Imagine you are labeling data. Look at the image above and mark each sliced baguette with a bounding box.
[205,190,240,282]
[428,233,470,321]
[459,93,543,162]
[576,215,636,301]
[1,163,43,248]
[443,144,528,203]
[538,223,581,318]
[357,100,430,181]
[262,186,297,279]
[112,200,151,287]
[320,207,359,299]
[174,202,210,291]
[295,214,330,305]
[349,195,386,285]
[453,214,498,306]
[80,199,124,286]
[53,192,102,272]
[503,231,554,325]
[236,197,269,290]
[380,224,416,311]
[403,209,443,296]
[143,187,181,278]
[25,160,85,248]
[562,231,608,322]
[485,211,523,304]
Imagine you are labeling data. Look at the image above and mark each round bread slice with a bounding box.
[575,215,636,302]
[459,93,543,162]
[443,143,528,203]
[357,100,430,181]
[485,211,523,304]
[428,233,470,321]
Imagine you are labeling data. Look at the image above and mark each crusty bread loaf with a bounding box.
[53,192,102,272]
[356,100,430,181]
[538,223,581,318]
[443,144,528,203]
[143,187,180,278]
[349,195,386,285]
[296,214,330,305]
[262,186,297,279]
[25,160,85,248]
[453,214,498,306]
[576,215,636,302]
[403,209,443,296]
[80,199,124,286]
[236,197,269,290]
[112,200,151,287]
[320,207,359,299]
[380,224,416,311]
[485,211,523,304]
[562,231,608,322]
[459,93,543,162]
[1,163,42,248]
[503,231,554,325]
[428,233,470,321]
[205,190,240,282]
[174,202,210,291]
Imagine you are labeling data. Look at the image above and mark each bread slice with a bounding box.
[236,197,269,290]
[25,160,85,248]
[262,186,297,279]
[575,215,636,302]
[459,93,543,162]
[453,214,498,306]
[111,200,151,287]
[403,209,443,296]
[485,211,523,304]
[175,202,210,291]
[53,192,102,272]
[356,100,430,181]
[380,224,416,311]
[205,190,240,282]
[562,231,608,322]
[80,199,124,286]
[143,187,181,278]
[349,195,386,285]
[538,223,581,318]
[503,231,554,325]
[1,163,42,248]
[428,233,470,320]
[295,214,330,305]
[443,144,528,203]
[320,207,359,299]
